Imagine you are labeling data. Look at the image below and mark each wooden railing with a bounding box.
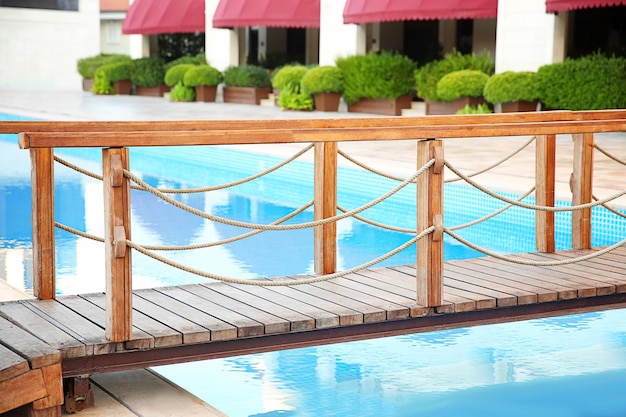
[2,110,625,342]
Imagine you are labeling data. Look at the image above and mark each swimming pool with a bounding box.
[2,114,626,417]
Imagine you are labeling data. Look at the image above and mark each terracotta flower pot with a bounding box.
[195,85,218,102]
[223,86,271,105]
[313,92,341,112]
[347,95,413,116]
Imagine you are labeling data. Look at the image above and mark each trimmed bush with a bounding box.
[271,65,309,89]
[92,61,132,95]
[77,53,131,79]
[538,54,626,110]
[436,70,489,102]
[456,103,493,114]
[300,66,344,95]
[277,81,314,111]
[483,71,540,104]
[335,52,416,104]
[169,83,195,102]
[183,65,223,87]
[131,57,165,88]
[164,53,207,71]
[223,65,271,88]
[415,50,494,102]
[164,64,196,87]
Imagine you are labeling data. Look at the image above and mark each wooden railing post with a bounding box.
[313,142,337,275]
[416,139,444,307]
[571,133,594,249]
[30,148,56,299]
[102,147,132,342]
[535,134,556,252]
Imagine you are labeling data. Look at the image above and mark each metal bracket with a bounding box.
[64,375,94,413]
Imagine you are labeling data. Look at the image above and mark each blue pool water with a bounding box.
[2,113,626,416]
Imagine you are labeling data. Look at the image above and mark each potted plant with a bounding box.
[300,66,344,112]
[77,53,130,92]
[222,65,271,105]
[271,65,308,103]
[92,61,132,95]
[336,52,415,116]
[183,65,223,102]
[164,64,197,102]
[277,81,314,111]
[435,69,491,113]
[131,57,167,97]
[415,50,494,115]
[483,71,540,112]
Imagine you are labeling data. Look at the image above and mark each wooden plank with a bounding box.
[535,134,555,252]
[24,300,114,355]
[314,141,337,274]
[203,283,315,332]
[57,295,153,350]
[571,132,594,249]
[82,293,182,348]
[156,285,265,338]
[0,369,47,414]
[0,302,86,358]
[135,289,237,341]
[31,363,63,410]
[102,147,132,342]
[0,344,29,382]
[216,283,340,329]
[30,148,55,300]
[132,292,210,345]
[0,312,63,367]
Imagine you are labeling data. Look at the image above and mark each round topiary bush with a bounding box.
[271,65,309,89]
[436,70,489,102]
[300,66,344,95]
[77,54,131,79]
[130,57,165,88]
[92,61,132,94]
[169,83,195,102]
[164,53,207,71]
[183,65,223,87]
[336,52,416,104]
[223,65,271,88]
[483,71,540,104]
[415,50,494,102]
[164,64,196,87]
[537,54,626,110]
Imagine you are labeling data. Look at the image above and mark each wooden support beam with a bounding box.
[30,148,56,300]
[416,140,444,307]
[314,142,337,275]
[535,134,556,252]
[571,133,594,249]
[103,148,132,342]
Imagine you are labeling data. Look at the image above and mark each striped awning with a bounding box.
[546,0,626,12]
[213,0,320,28]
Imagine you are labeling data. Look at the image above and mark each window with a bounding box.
[0,0,78,11]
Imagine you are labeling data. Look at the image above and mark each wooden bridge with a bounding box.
[1,110,626,416]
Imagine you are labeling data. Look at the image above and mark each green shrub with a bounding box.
[169,83,195,102]
[92,69,115,95]
[271,65,309,89]
[223,65,271,88]
[300,66,344,95]
[164,53,207,71]
[415,50,494,101]
[77,53,131,79]
[335,52,416,104]
[436,70,489,102]
[483,71,540,104]
[164,64,196,87]
[537,53,626,110]
[92,61,131,95]
[130,57,165,88]
[277,82,314,111]
[456,103,493,114]
[183,65,223,87]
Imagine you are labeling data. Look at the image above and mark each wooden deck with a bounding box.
[1,246,625,381]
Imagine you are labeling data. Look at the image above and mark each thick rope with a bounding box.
[595,144,626,166]
[140,201,313,251]
[592,194,626,219]
[55,222,104,242]
[449,186,536,231]
[445,227,626,266]
[126,226,434,286]
[337,205,415,234]
[445,159,626,212]
[54,145,314,194]
[124,159,434,231]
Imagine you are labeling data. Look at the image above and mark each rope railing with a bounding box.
[595,143,626,166]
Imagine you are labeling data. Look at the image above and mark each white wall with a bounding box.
[0,0,100,91]
[100,16,131,55]
[205,0,241,71]
[319,0,366,65]
[495,0,561,72]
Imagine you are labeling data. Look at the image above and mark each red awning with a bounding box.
[546,0,626,12]
[122,0,205,35]
[343,0,498,24]
[213,0,319,28]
